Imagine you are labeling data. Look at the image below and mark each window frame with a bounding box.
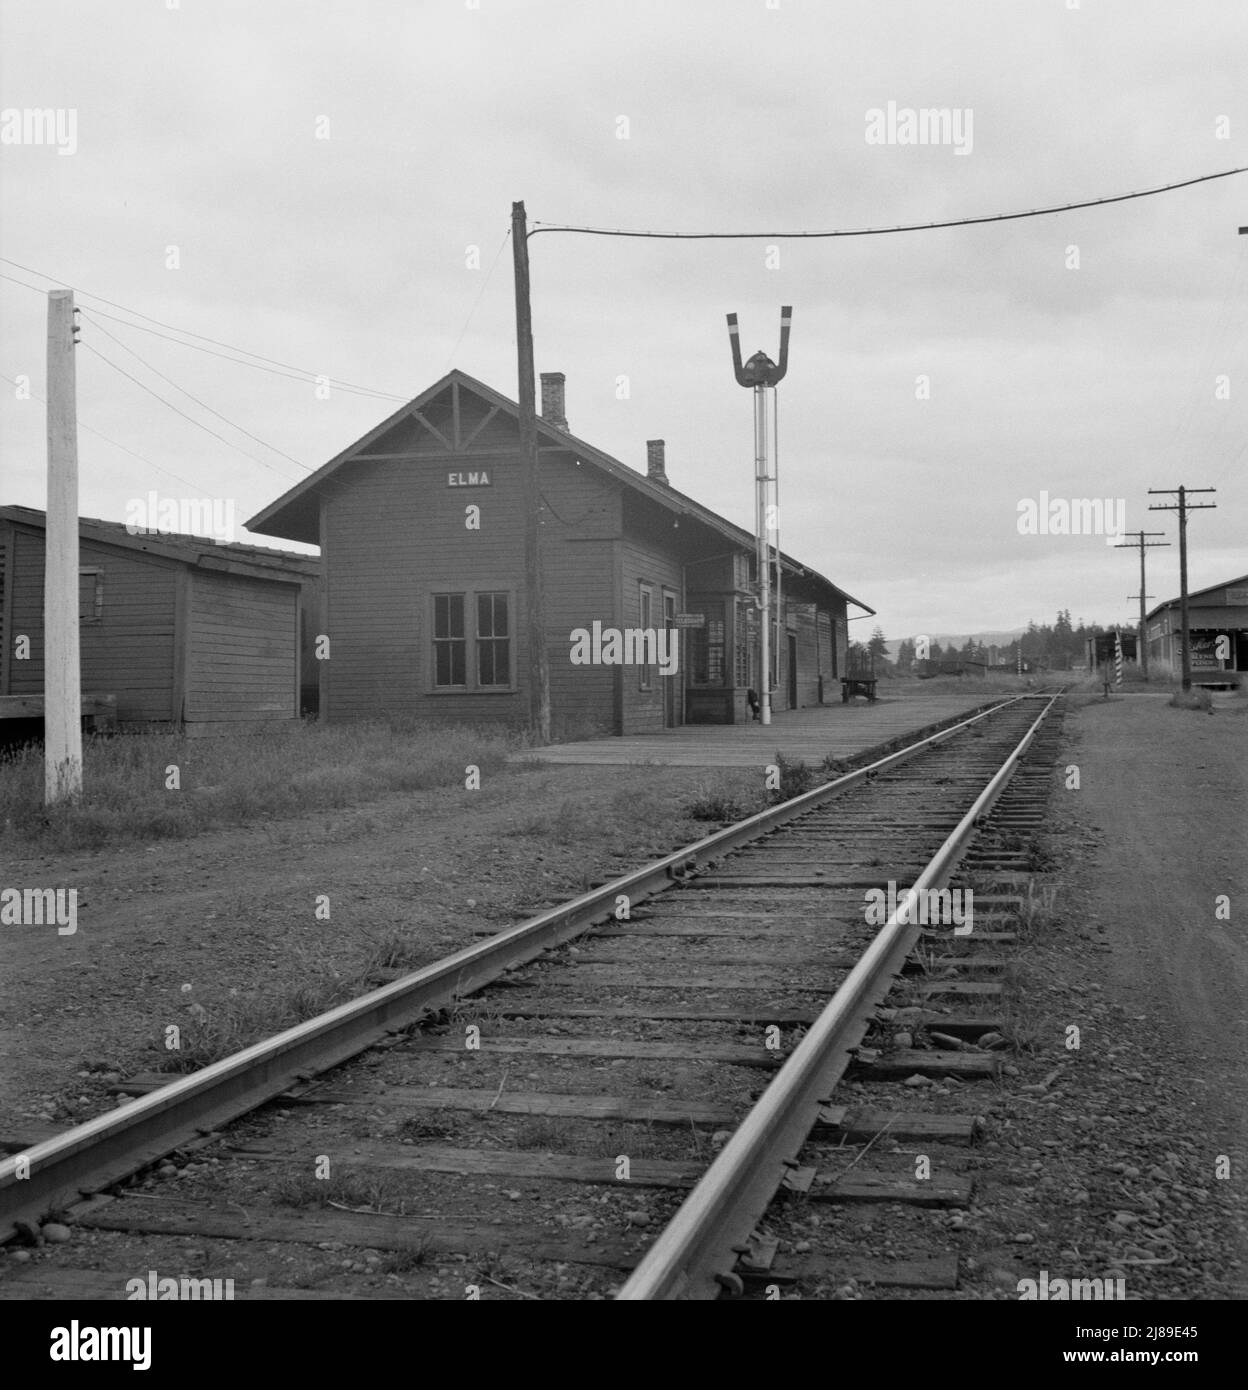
[474,589,511,689]
[425,582,517,694]
[637,582,654,691]
[432,592,468,689]
[78,567,104,625]
[689,600,726,688]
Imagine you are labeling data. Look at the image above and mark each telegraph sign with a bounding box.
[673,613,705,628]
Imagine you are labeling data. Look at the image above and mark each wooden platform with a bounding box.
[514,689,1003,768]
[0,692,117,730]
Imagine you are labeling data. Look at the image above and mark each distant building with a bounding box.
[1144,574,1248,685]
[1085,631,1139,670]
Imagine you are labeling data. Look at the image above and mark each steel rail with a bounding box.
[617,694,1060,1300]
[0,694,1024,1239]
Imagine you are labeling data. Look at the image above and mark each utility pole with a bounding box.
[45,289,83,803]
[771,391,781,706]
[1114,530,1169,679]
[727,307,791,726]
[1148,486,1217,691]
[511,201,551,743]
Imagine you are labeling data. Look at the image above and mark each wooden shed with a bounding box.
[0,506,320,735]
[246,369,872,738]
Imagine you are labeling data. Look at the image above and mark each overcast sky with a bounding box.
[2,0,1244,639]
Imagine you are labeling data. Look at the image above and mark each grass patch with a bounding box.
[150,930,438,1072]
[1168,688,1214,712]
[396,1112,462,1143]
[269,1166,418,1214]
[378,1242,435,1274]
[0,718,517,851]
[1014,880,1059,940]
[683,771,766,824]
[512,1116,572,1151]
[153,976,361,1073]
[766,754,816,803]
[685,788,748,822]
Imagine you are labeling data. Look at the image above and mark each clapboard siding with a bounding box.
[5,529,178,723]
[322,455,500,721]
[1,515,309,731]
[323,449,619,731]
[540,457,619,737]
[792,603,820,708]
[187,571,297,721]
[619,493,684,735]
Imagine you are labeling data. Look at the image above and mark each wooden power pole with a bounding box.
[511,202,551,743]
[45,288,83,803]
[1114,530,1168,679]
[1148,486,1217,691]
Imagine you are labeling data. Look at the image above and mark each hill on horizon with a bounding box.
[883,630,1025,656]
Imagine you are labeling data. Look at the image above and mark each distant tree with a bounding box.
[867,626,889,662]
[896,637,916,672]
[928,640,945,663]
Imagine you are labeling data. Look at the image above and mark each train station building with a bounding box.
[1145,573,1248,686]
[247,369,872,737]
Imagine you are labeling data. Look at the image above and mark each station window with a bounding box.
[638,583,654,690]
[734,601,753,688]
[690,602,725,687]
[78,569,103,624]
[476,591,510,687]
[431,589,513,691]
[433,594,467,686]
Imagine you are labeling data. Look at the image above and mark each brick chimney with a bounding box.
[539,372,567,431]
[646,439,668,486]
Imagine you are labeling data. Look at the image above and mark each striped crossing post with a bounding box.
[1114,628,1123,687]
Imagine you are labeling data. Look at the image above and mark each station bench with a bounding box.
[840,671,878,703]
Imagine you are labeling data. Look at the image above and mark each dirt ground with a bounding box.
[1066,691,1247,1148]
[0,762,757,1131]
[3,691,1246,1301]
[961,690,1248,1299]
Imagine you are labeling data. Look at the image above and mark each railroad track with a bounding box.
[0,693,1065,1301]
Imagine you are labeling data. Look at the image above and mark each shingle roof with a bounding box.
[0,505,319,581]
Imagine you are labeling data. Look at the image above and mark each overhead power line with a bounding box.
[531,165,1247,240]
[442,226,512,374]
[0,258,409,402]
[80,341,305,482]
[85,305,392,395]
[79,310,311,472]
[0,370,209,493]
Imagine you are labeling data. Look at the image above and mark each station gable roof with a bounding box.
[245,369,872,615]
